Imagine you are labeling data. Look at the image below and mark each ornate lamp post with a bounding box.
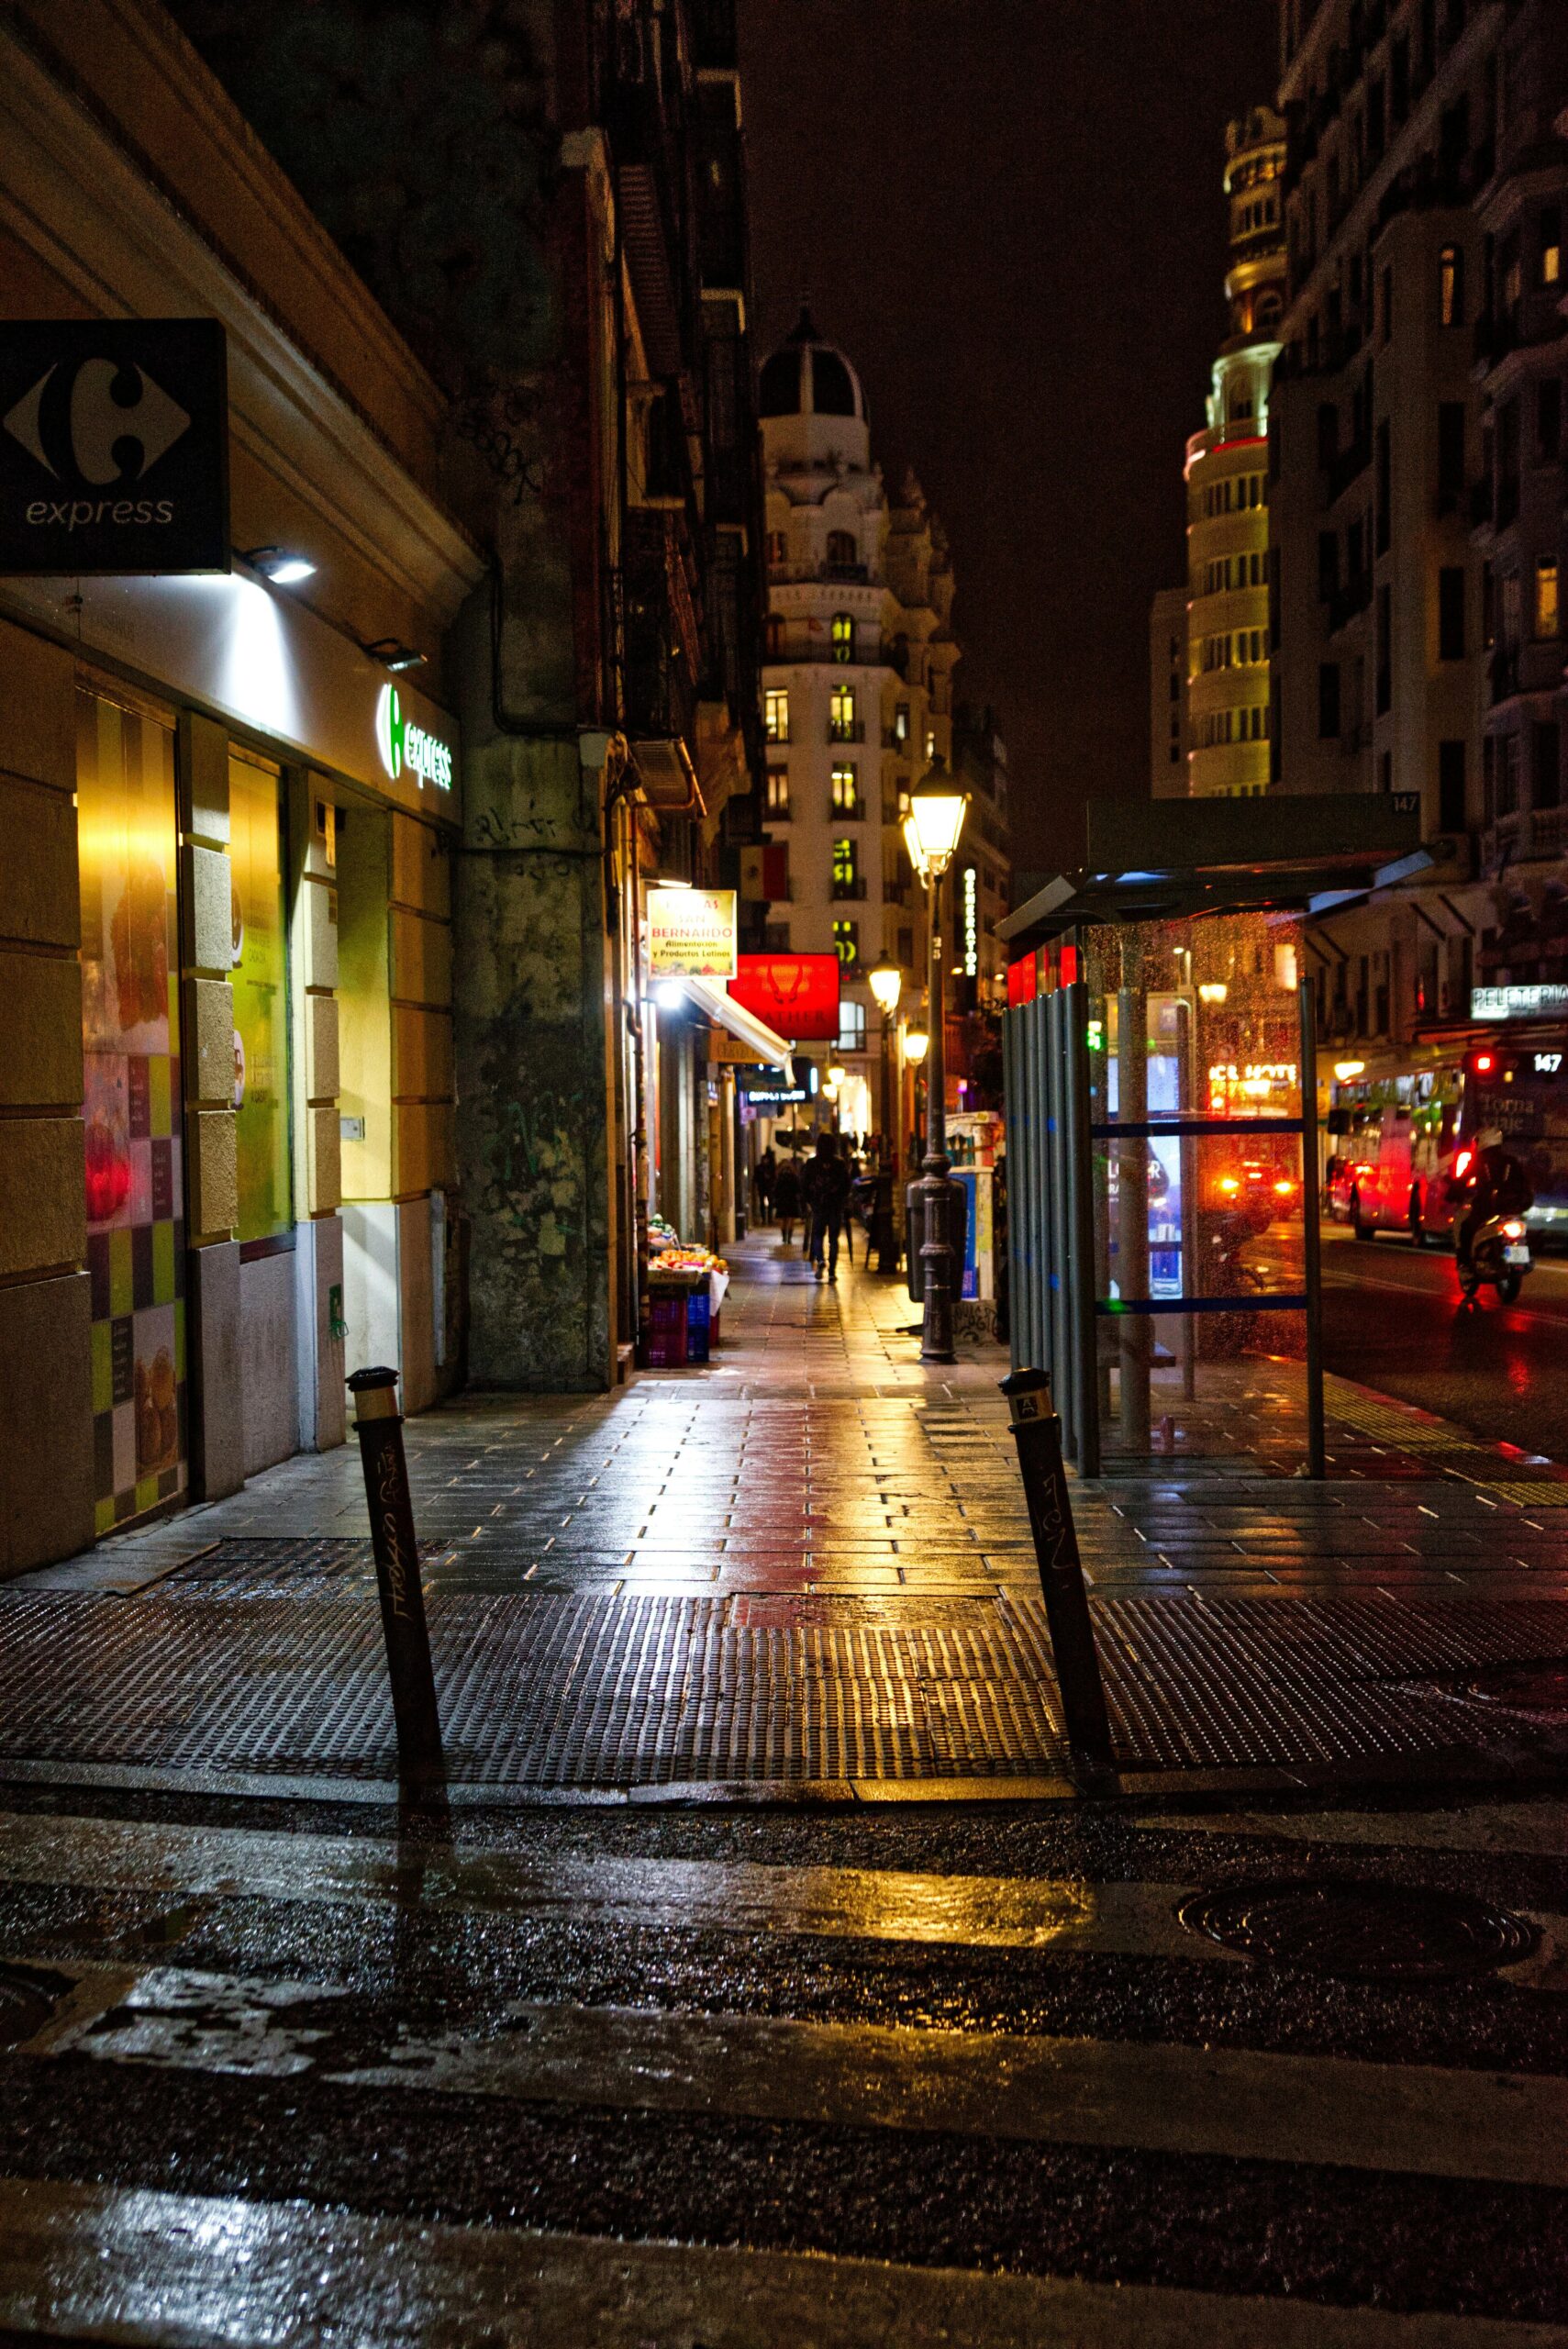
[903,759,970,1363]
[867,954,902,1269]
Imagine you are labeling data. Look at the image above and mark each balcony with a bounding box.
[828,796,868,823]
[828,720,865,745]
[1328,571,1372,633]
[830,877,867,902]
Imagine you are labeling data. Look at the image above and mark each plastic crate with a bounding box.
[685,1287,711,1364]
[641,1290,688,1367]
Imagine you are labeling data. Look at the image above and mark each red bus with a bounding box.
[1328,1045,1568,1246]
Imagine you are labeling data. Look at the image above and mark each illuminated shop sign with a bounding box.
[647,887,738,978]
[376,683,453,791]
[1472,984,1568,1023]
[962,865,978,979]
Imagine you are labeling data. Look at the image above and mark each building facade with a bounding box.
[1272,0,1567,1074]
[0,0,481,1573]
[1154,108,1287,803]
[757,314,1004,1144]
[0,0,767,1576]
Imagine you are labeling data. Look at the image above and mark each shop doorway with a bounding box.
[228,750,296,1475]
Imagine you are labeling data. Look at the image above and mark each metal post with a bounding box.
[919,871,956,1364]
[347,1366,446,1798]
[1000,1368,1116,1787]
[875,1012,899,1273]
[1047,987,1072,1455]
[1065,979,1102,1480]
[1116,964,1151,1454]
[1025,996,1045,1383]
[1297,977,1327,1479]
[1003,1008,1025,1370]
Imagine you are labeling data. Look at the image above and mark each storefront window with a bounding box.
[78,687,186,1532]
[228,754,293,1243]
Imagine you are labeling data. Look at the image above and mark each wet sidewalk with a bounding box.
[9,1232,1568,1799]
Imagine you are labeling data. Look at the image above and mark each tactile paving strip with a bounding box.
[0,1586,1566,1784]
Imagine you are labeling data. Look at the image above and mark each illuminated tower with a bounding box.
[1183,106,1287,798]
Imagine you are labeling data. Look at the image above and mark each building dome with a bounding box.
[759,306,865,423]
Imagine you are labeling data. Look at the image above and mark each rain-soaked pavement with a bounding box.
[3,1233,1568,2342]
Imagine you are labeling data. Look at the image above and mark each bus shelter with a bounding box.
[999,796,1426,1477]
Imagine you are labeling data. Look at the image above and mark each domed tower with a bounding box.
[755,310,963,1149]
[1184,106,1287,800]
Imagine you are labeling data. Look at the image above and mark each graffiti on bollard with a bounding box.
[1000,1365,1117,1788]
[347,1365,446,1800]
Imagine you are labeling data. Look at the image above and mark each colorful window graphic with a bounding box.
[228,755,293,1245]
[78,689,186,1534]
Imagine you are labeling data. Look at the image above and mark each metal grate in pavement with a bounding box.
[0,1587,1565,1786]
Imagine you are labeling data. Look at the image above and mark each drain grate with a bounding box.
[0,1965,60,2047]
[1460,1659,1568,1717]
[1177,1876,1539,1982]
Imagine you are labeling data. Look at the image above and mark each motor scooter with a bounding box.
[1459,1212,1532,1305]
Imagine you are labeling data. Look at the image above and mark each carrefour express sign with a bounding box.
[376,682,453,791]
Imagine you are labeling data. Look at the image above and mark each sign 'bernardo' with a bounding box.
[376,682,453,792]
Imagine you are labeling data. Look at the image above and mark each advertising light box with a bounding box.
[730,952,840,1041]
[647,887,737,977]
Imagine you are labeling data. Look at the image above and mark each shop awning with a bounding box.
[683,977,795,1082]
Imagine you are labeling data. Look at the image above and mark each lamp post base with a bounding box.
[917,1155,957,1364]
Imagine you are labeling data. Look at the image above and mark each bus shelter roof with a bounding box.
[1001,795,1429,954]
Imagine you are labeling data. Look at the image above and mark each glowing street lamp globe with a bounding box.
[867,956,903,1017]
[827,1063,847,1089]
[903,1024,929,1065]
[904,757,970,880]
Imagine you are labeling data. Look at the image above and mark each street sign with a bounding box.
[730,951,840,1041]
[0,318,230,574]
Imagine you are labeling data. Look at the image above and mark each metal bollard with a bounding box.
[347,1365,446,1799]
[1000,1365,1116,1788]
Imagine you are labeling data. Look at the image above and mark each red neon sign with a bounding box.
[729,952,841,1041]
[1006,955,1037,1008]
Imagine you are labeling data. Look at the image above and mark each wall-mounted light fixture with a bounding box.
[363,638,428,674]
[244,545,317,585]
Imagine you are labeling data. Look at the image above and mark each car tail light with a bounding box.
[1273,1179,1295,1197]
[1502,1219,1526,1240]
[1474,1053,1495,1074]
[1219,1176,1239,1196]
[1453,1147,1473,1178]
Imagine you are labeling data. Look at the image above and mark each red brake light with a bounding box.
[1474,1053,1495,1074]
[1453,1147,1473,1178]
[1502,1219,1526,1240]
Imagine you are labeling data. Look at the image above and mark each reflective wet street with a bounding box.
[3,1238,1568,2342]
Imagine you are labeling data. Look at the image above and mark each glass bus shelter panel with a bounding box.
[1084,913,1316,1463]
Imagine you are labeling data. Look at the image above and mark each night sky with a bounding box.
[738,1,1280,882]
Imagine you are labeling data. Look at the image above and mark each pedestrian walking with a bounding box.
[773,1153,803,1247]
[753,1146,777,1225]
[805,1130,852,1283]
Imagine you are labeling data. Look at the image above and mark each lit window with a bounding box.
[832,837,859,895]
[893,703,909,745]
[1535,559,1560,640]
[827,529,857,569]
[833,918,860,968]
[765,765,790,817]
[837,998,867,1052]
[831,613,854,663]
[1543,206,1562,287]
[764,688,789,742]
[830,763,859,813]
[829,685,858,741]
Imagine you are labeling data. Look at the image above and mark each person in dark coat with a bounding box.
[805,1131,852,1283]
[754,1146,777,1223]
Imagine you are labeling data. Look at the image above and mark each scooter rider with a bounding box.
[1455,1127,1533,1267]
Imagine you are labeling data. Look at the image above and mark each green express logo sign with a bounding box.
[375,684,453,791]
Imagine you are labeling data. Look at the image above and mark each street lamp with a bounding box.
[905,759,970,1364]
[867,955,903,1267]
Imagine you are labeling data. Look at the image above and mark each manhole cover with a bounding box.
[1177,1877,1539,1981]
[0,1964,59,2047]
[1461,1660,1568,1718]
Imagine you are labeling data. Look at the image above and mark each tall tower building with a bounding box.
[1181,106,1288,799]
[758,310,975,1137]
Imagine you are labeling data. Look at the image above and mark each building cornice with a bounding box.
[0,21,484,621]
